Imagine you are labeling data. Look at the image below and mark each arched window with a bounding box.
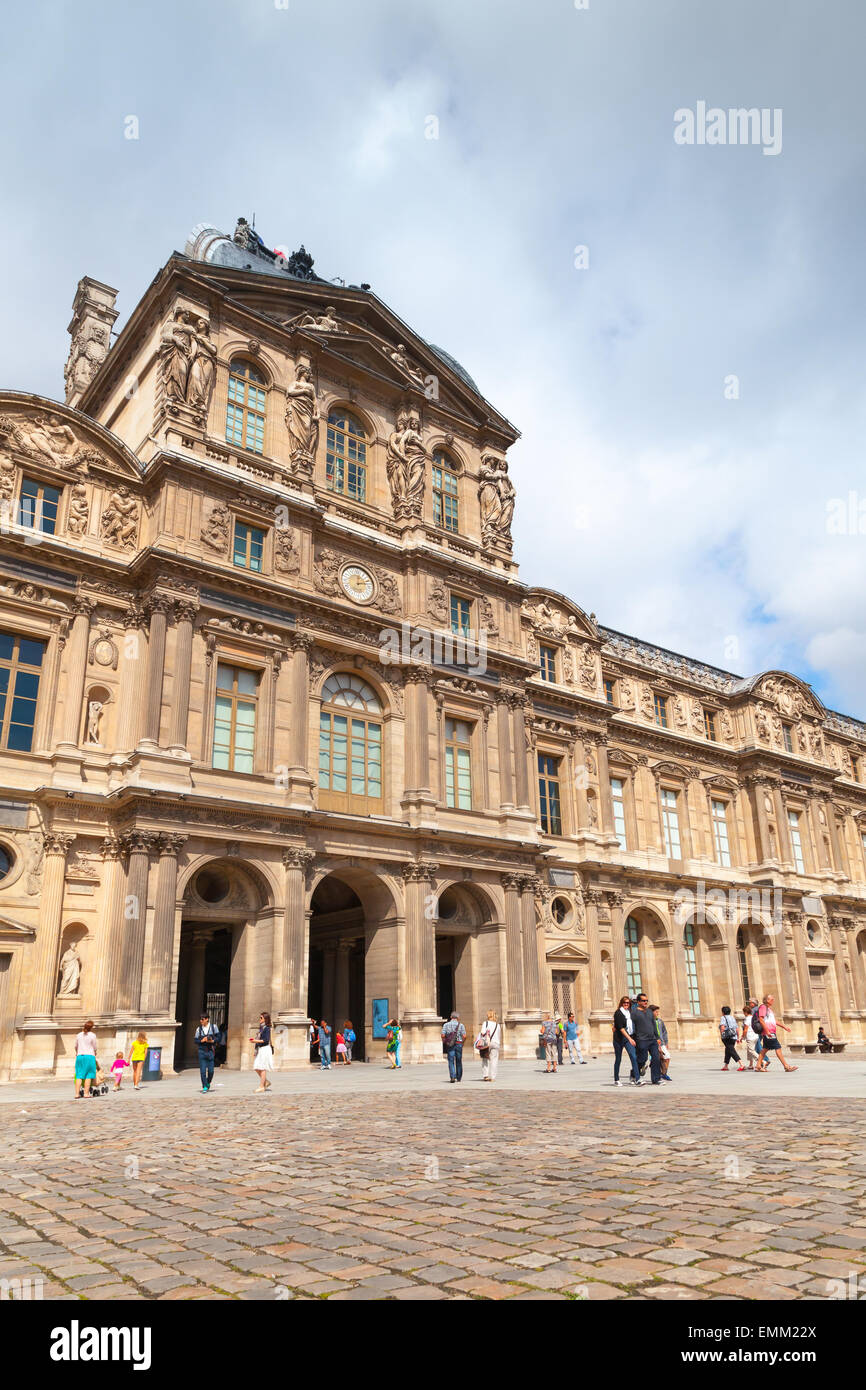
[736,927,750,1001]
[226,360,267,455]
[326,409,367,502]
[432,449,459,532]
[624,916,642,996]
[318,673,382,812]
[683,923,701,1014]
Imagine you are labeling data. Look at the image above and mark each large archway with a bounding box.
[308,875,367,1061]
[433,881,499,1026]
[174,858,275,1071]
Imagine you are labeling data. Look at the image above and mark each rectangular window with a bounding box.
[0,631,45,752]
[232,521,264,572]
[711,798,732,867]
[611,777,627,850]
[782,722,794,754]
[704,709,717,742]
[660,787,681,857]
[212,663,258,773]
[444,718,473,809]
[539,645,557,683]
[684,924,701,1014]
[538,753,562,835]
[604,679,616,706]
[18,478,61,535]
[432,463,459,532]
[788,809,805,872]
[654,694,668,728]
[450,593,471,636]
[624,918,642,997]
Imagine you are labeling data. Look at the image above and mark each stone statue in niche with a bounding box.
[602,964,611,1001]
[755,706,771,742]
[673,697,688,731]
[578,644,597,691]
[639,686,654,720]
[386,410,427,519]
[619,678,635,711]
[187,318,217,414]
[86,701,103,744]
[66,481,89,536]
[479,455,515,546]
[586,794,598,827]
[274,525,301,573]
[100,486,139,548]
[690,703,705,736]
[57,943,82,997]
[284,362,320,468]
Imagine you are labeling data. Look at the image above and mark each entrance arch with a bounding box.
[433,881,499,1026]
[175,857,277,1071]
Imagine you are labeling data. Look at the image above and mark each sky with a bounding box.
[1,0,864,716]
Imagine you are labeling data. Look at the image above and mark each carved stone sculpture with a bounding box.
[201,502,230,552]
[24,832,44,894]
[86,701,103,744]
[57,943,82,997]
[313,549,342,597]
[755,707,771,742]
[275,525,301,573]
[389,344,426,388]
[160,309,194,402]
[66,480,89,537]
[578,644,597,691]
[100,486,139,549]
[479,455,515,546]
[291,305,340,332]
[427,579,449,625]
[187,318,217,414]
[386,410,427,520]
[284,362,319,470]
[375,570,402,615]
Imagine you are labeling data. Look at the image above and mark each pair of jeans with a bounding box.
[197,1047,215,1088]
[635,1038,662,1084]
[567,1038,583,1063]
[446,1044,463,1081]
[319,1041,331,1068]
[613,1034,640,1082]
[556,1034,563,1065]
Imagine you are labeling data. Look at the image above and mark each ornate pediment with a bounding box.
[753,671,824,720]
[546,940,589,961]
[0,395,142,485]
[521,590,597,641]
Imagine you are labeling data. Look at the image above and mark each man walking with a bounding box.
[441,1012,466,1082]
[631,992,662,1085]
[539,1012,559,1072]
[754,994,798,1073]
[194,1012,219,1093]
[564,1011,587,1064]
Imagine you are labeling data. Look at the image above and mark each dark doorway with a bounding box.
[174,927,233,1070]
[307,875,366,1062]
[436,934,455,1018]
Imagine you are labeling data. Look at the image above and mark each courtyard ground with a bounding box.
[1,1053,864,1302]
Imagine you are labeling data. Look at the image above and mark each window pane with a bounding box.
[236,668,258,696]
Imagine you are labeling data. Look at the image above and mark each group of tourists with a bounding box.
[440,1010,502,1081]
[538,1011,590,1071]
[611,991,799,1086]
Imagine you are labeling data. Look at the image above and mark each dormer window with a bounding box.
[19,478,61,535]
[539,645,557,683]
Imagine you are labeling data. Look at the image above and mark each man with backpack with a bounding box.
[719,1005,745,1070]
[441,1012,466,1081]
[194,1012,220,1093]
[630,992,662,1084]
[753,994,798,1073]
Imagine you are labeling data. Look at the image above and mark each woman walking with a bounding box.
[719,1006,745,1071]
[477,1010,501,1081]
[250,1012,274,1091]
[741,1000,760,1069]
[128,1031,148,1090]
[613,995,641,1086]
[385,1019,401,1068]
[539,1012,558,1072]
[74,1020,98,1099]
[754,994,798,1073]
[343,1020,356,1064]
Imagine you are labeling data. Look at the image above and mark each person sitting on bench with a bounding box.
[817,1026,832,1053]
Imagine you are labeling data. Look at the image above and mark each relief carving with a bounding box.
[100,485,140,549]
[201,501,231,553]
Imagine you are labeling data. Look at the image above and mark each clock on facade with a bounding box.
[340,564,376,603]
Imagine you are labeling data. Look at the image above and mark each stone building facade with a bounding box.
[1,218,865,1080]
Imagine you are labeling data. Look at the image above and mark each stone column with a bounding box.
[34,620,68,751]
[723,919,744,1008]
[401,670,435,823]
[401,863,438,1019]
[25,833,76,1019]
[322,948,337,1026]
[788,911,814,1013]
[830,914,856,1015]
[58,598,94,746]
[167,600,197,754]
[774,786,794,867]
[519,874,542,1011]
[595,737,615,835]
[116,832,156,1015]
[140,596,171,748]
[286,634,314,803]
[334,939,352,1026]
[828,805,848,876]
[748,777,773,863]
[511,698,530,811]
[502,873,525,1014]
[772,918,796,1015]
[496,695,514,810]
[585,889,605,1015]
[94,836,129,1018]
[276,848,315,1017]
[145,834,186,1015]
[668,900,691,1018]
[843,920,866,1012]
[608,891,627,995]
[114,604,146,752]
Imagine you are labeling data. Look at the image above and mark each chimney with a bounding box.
[64,277,119,406]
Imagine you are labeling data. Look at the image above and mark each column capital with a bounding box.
[289,630,314,654]
[606,890,625,910]
[101,835,126,861]
[173,599,199,625]
[156,833,187,857]
[71,594,96,619]
[282,846,316,873]
[404,665,433,687]
[400,860,438,883]
[42,831,76,858]
[501,871,523,892]
[144,593,174,619]
[124,829,159,856]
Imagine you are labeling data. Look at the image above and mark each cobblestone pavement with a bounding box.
[1,1081,865,1301]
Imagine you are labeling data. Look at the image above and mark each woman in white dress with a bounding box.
[478,1010,502,1082]
[250,1012,274,1092]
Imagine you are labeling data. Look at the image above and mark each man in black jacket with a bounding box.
[631,993,662,1085]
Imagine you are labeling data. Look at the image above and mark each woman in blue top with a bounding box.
[343,1019,356,1064]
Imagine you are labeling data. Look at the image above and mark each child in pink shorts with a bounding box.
[111,1053,131,1090]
